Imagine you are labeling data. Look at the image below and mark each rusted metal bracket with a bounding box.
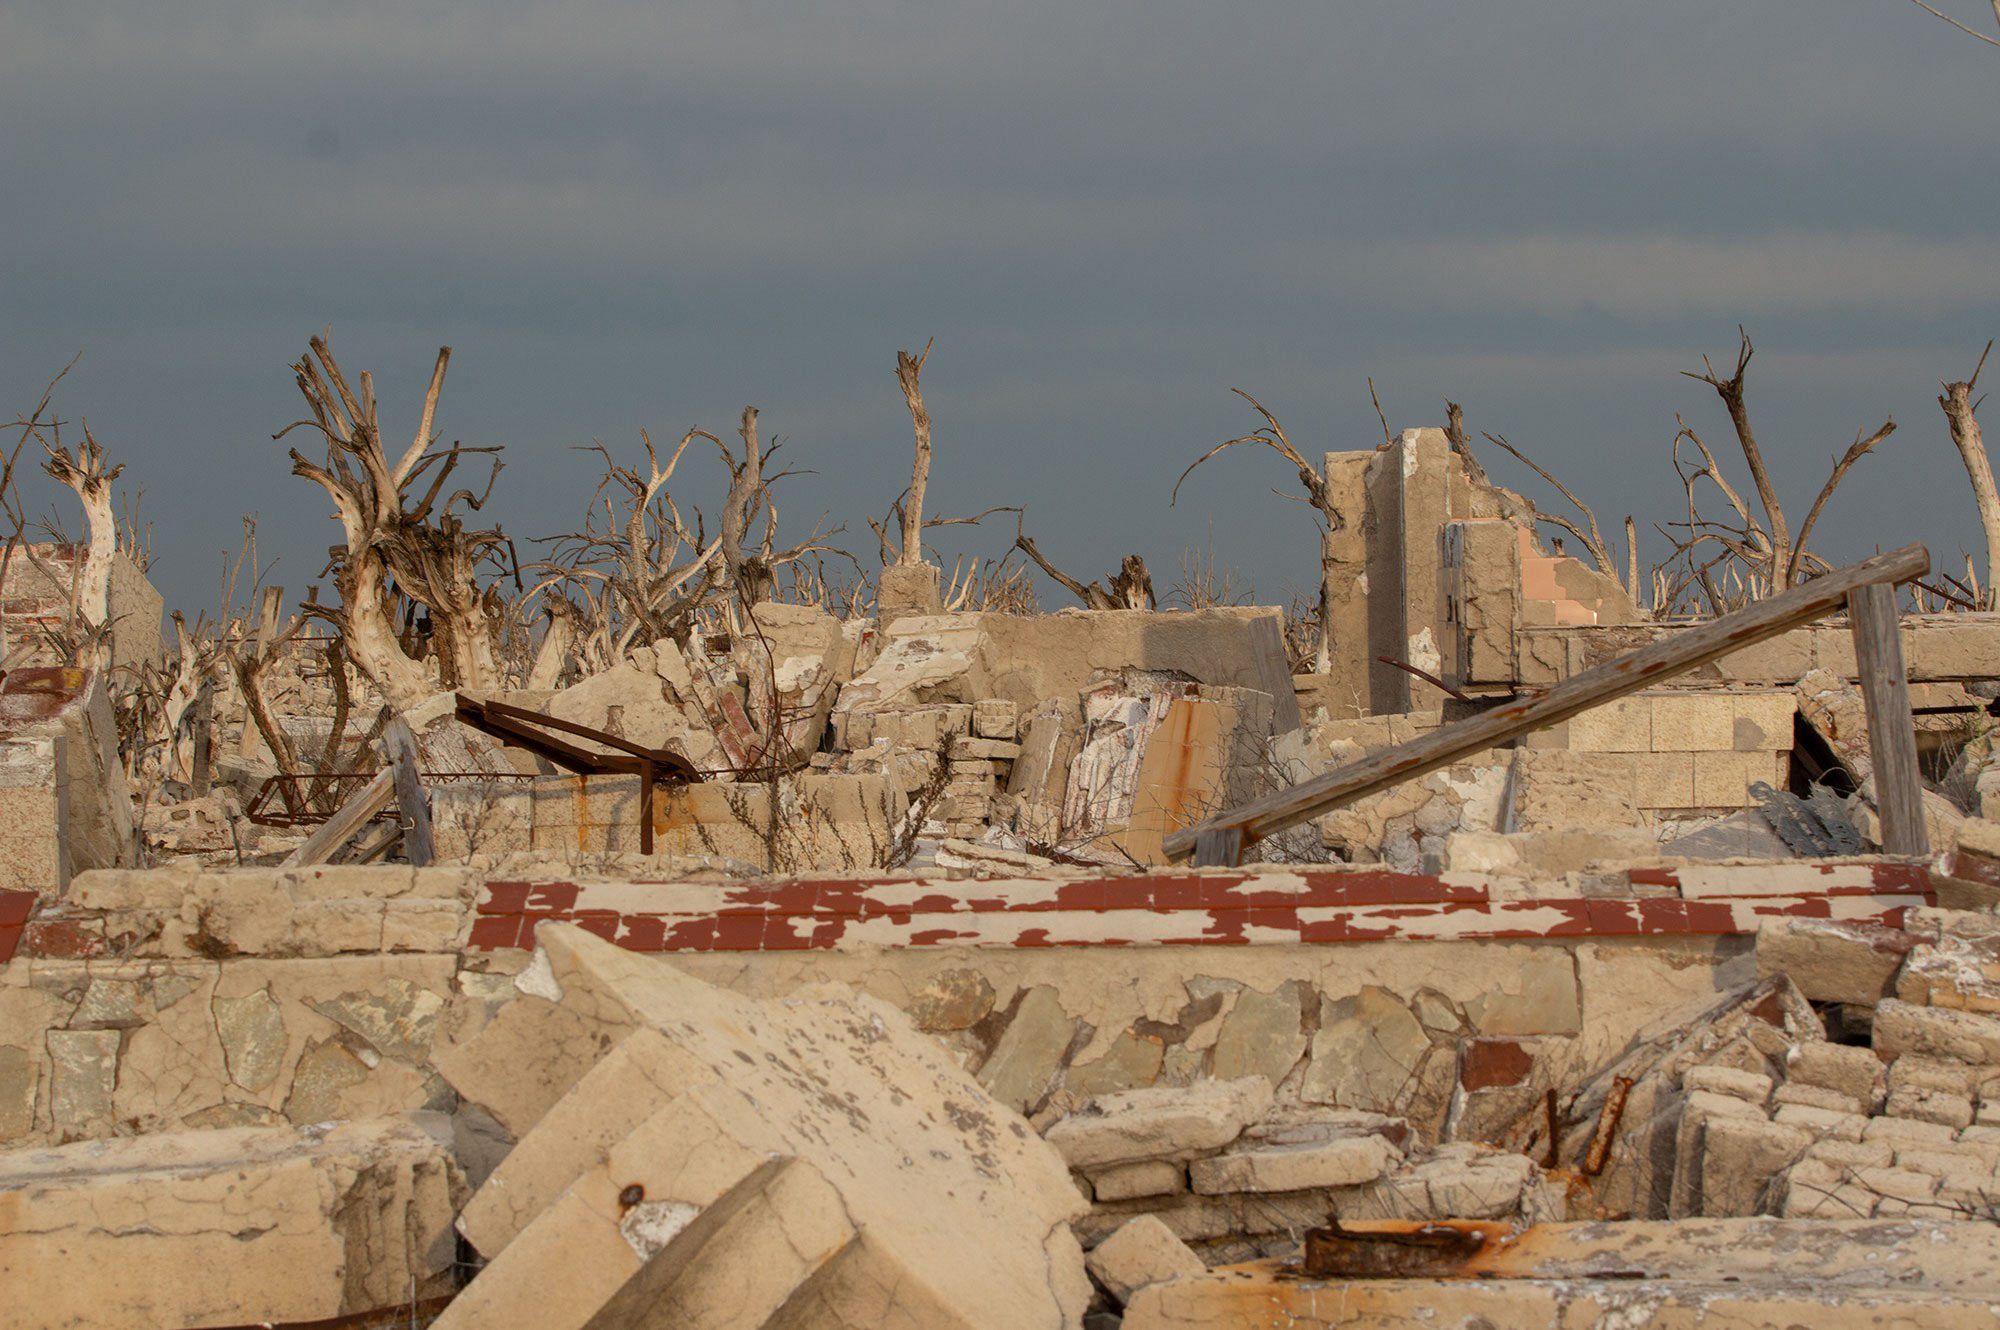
[452,694,701,855]
[1302,1219,1511,1279]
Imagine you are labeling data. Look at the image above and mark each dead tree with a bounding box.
[1672,329,1895,603]
[895,342,933,567]
[1938,341,2000,609]
[1173,389,1337,669]
[277,336,510,709]
[1012,525,1155,610]
[39,424,122,663]
[528,429,724,671]
[530,413,834,670]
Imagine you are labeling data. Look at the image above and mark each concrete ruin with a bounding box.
[8,396,2000,1328]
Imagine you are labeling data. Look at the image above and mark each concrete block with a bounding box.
[1700,1117,1813,1216]
[1863,1115,1959,1146]
[1885,1084,1976,1130]
[1682,1064,1773,1106]
[1773,1081,1866,1116]
[973,699,1019,740]
[1692,751,1763,808]
[1651,693,1736,752]
[1085,1216,1203,1308]
[1876,1000,2000,1066]
[1567,697,1652,753]
[1634,751,1698,809]
[1787,1042,1886,1104]
[1087,1159,1186,1201]
[1773,1104,1868,1139]
[1757,917,1915,1005]
[1732,693,1798,751]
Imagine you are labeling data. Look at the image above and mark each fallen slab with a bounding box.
[436,924,1089,1329]
[1123,1217,2000,1328]
[0,1112,462,1330]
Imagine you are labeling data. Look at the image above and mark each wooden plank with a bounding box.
[349,821,404,865]
[1847,582,1928,856]
[1163,542,1930,861]
[1191,825,1244,867]
[280,769,395,868]
[380,716,435,867]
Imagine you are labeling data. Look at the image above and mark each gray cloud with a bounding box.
[3,1,1997,615]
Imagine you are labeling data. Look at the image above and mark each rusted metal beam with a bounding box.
[452,693,700,855]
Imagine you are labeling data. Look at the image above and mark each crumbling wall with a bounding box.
[0,668,135,895]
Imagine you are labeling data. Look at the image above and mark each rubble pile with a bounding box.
[11,392,2000,1326]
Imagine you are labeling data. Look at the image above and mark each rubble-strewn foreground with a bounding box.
[11,340,2000,1327]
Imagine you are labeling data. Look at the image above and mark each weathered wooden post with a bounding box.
[1845,582,1928,856]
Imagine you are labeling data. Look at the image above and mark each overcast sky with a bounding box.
[3,2,1997,617]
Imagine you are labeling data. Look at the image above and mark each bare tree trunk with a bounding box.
[1687,332,1793,586]
[1940,342,2000,609]
[341,556,432,709]
[1624,517,1640,608]
[526,603,574,691]
[895,343,933,566]
[43,426,124,665]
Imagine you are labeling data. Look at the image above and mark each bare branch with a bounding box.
[1792,418,1898,563]
[1481,432,1613,573]
[1906,0,2000,45]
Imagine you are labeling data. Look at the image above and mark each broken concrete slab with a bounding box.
[1044,1077,1275,1171]
[437,924,1089,1329]
[0,1113,461,1330]
[1756,916,1915,1005]
[1188,1132,1396,1194]
[1122,1217,2000,1328]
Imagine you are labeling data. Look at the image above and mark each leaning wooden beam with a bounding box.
[280,768,395,868]
[379,716,436,867]
[1165,542,1931,863]
[1847,582,1929,856]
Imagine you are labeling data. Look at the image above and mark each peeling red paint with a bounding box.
[462,862,1936,954]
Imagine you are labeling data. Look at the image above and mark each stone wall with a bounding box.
[0,859,1930,1153]
[431,772,905,869]
[0,668,135,895]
